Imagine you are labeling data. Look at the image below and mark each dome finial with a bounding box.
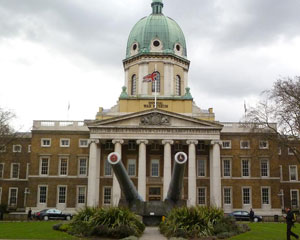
[152,0,163,14]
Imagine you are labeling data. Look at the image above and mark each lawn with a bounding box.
[229,222,300,240]
[0,221,78,239]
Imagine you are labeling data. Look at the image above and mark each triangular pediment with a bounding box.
[87,109,223,130]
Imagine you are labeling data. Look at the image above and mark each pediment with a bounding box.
[87,109,223,130]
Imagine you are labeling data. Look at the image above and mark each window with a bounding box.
[11,163,19,179]
[13,145,22,152]
[58,186,67,204]
[223,159,231,177]
[78,158,87,176]
[222,140,231,149]
[174,143,182,151]
[288,148,295,155]
[41,138,51,147]
[59,157,68,176]
[103,187,112,205]
[278,147,282,155]
[291,190,299,208]
[0,145,6,152]
[175,75,181,96]
[289,166,298,181]
[151,141,160,151]
[131,75,137,95]
[40,157,49,175]
[197,142,205,151]
[240,140,250,149]
[261,187,270,205]
[152,72,160,93]
[28,145,31,153]
[60,138,70,147]
[259,140,269,149]
[260,159,269,177]
[242,187,251,205]
[79,139,88,148]
[104,159,112,176]
[197,159,206,177]
[0,187,2,204]
[127,159,136,177]
[77,186,86,204]
[128,140,136,151]
[241,159,250,177]
[223,187,232,205]
[105,140,113,150]
[39,186,47,204]
[151,159,159,177]
[9,188,18,206]
[197,187,206,205]
[0,164,3,179]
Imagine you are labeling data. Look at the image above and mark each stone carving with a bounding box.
[140,113,170,126]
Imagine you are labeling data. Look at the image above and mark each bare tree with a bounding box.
[246,76,300,161]
[0,107,17,146]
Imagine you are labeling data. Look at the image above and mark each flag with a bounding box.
[143,71,160,82]
[68,102,70,111]
[244,100,247,113]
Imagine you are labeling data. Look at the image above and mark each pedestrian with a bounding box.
[249,208,254,222]
[27,208,32,221]
[284,207,299,240]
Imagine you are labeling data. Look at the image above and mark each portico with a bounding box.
[86,109,223,208]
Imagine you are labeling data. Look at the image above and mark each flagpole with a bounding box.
[154,64,157,109]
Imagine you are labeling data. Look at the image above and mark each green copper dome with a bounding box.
[125,0,187,59]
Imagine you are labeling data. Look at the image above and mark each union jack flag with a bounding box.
[143,71,160,82]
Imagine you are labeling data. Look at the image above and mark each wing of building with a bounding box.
[0,0,298,217]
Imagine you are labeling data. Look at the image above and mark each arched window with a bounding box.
[175,75,181,96]
[131,74,137,95]
[152,72,160,93]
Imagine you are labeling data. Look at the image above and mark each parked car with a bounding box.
[34,209,72,221]
[228,211,262,222]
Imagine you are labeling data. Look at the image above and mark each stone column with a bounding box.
[87,139,100,207]
[210,140,222,207]
[162,140,174,199]
[137,140,148,200]
[187,140,198,206]
[112,139,124,206]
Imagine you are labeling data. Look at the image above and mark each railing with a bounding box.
[33,121,87,129]
[221,122,277,129]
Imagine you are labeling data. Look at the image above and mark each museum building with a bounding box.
[0,0,299,216]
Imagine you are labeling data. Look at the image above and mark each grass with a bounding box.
[0,221,78,239]
[229,222,300,240]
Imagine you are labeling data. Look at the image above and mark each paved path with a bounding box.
[140,227,167,240]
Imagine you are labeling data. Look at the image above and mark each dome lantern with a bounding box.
[152,0,164,14]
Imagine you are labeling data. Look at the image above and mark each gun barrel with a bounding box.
[166,152,188,203]
[107,152,144,204]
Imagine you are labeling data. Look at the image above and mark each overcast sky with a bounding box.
[0,0,299,131]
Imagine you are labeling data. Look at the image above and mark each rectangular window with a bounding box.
[240,140,250,149]
[13,145,22,152]
[289,166,298,181]
[41,138,51,147]
[58,186,67,204]
[11,163,19,179]
[105,140,113,150]
[40,157,49,175]
[59,157,68,176]
[223,187,231,205]
[104,159,112,176]
[128,140,136,151]
[78,158,87,176]
[288,147,295,155]
[223,159,231,177]
[0,164,4,179]
[222,140,231,149]
[103,187,112,205]
[0,187,2,204]
[197,142,205,151]
[0,145,6,152]
[151,142,161,151]
[39,186,47,204]
[261,187,270,205]
[278,147,282,155]
[197,187,206,205]
[291,190,299,208]
[28,145,31,153]
[242,187,251,205]
[197,159,206,177]
[60,138,70,147]
[259,140,269,149]
[9,188,18,206]
[127,159,136,176]
[241,159,250,177]
[261,159,269,177]
[77,186,86,204]
[79,139,88,148]
[151,159,160,177]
